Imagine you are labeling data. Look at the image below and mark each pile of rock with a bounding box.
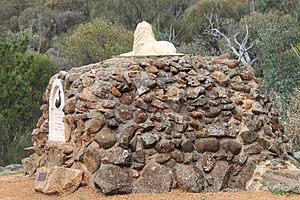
[22,55,295,195]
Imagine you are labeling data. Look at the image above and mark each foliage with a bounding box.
[182,0,245,41]
[239,12,300,92]
[255,0,300,18]
[55,18,133,68]
[89,0,193,40]
[286,87,300,151]
[0,35,58,165]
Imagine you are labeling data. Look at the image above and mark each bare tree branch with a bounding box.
[291,44,300,60]
[204,11,255,65]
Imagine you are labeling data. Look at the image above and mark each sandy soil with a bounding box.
[0,174,299,200]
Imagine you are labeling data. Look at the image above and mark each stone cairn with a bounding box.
[22,54,293,195]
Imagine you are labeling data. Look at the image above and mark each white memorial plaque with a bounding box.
[49,79,65,142]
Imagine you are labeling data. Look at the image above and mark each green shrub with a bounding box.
[0,35,58,165]
[286,87,300,151]
[56,18,133,68]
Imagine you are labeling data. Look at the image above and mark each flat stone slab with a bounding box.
[261,169,300,194]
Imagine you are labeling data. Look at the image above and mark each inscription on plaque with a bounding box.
[37,172,47,182]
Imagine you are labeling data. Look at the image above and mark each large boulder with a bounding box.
[133,162,173,193]
[34,166,83,195]
[94,164,132,195]
[174,163,204,192]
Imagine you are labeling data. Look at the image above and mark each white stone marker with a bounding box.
[49,79,65,142]
[120,21,183,56]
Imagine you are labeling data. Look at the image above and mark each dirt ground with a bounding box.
[0,174,299,200]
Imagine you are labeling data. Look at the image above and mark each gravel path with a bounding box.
[0,174,299,200]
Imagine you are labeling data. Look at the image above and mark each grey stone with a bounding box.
[174,164,204,192]
[104,147,132,166]
[5,164,22,172]
[141,132,160,148]
[207,125,225,137]
[94,127,117,149]
[133,163,173,193]
[261,169,300,194]
[94,164,132,195]
[209,161,233,191]
[293,151,300,161]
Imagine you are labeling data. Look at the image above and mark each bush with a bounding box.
[181,0,244,42]
[55,18,133,68]
[0,35,58,165]
[286,87,300,151]
[239,12,300,93]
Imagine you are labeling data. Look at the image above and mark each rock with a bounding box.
[132,150,145,170]
[83,147,104,173]
[119,126,136,148]
[118,105,133,120]
[224,59,239,69]
[108,85,122,97]
[155,140,175,153]
[76,90,98,102]
[187,86,205,99]
[180,139,194,153]
[240,131,258,144]
[106,118,119,129]
[5,164,22,172]
[141,132,160,148]
[94,127,117,149]
[133,163,173,193]
[207,125,226,137]
[186,76,200,86]
[103,147,132,166]
[155,153,171,164]
[171,149,184,163]
[189,111,203,118]
[94,164,132,195]
[63,97,76,114]
[231,83,251,93]
[22,155,37,176]
[202,152,216,172]
[195,138,220,153]
[120,93,134,105]
[212,71,230,86]
[84,114,106,134]
[261,169,300,194]
[244,142,263,155]
[252,102,265,114]
[240,65,254,80]
[35,166,83,195]
[174,163,203,192]
[221,139,242,155]
[151,98,165,109]
[293,151,300,161]
[191,96,208,106]
[134,110,148,123]
[146,65,159,73]
[205,107,222,118]
[102,100,115,109]
[137,86,150,96]
[24,51,290,196]
[209,161,233,191]
[134,99,149,110]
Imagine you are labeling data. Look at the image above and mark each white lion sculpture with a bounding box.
[120,21,182,56]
